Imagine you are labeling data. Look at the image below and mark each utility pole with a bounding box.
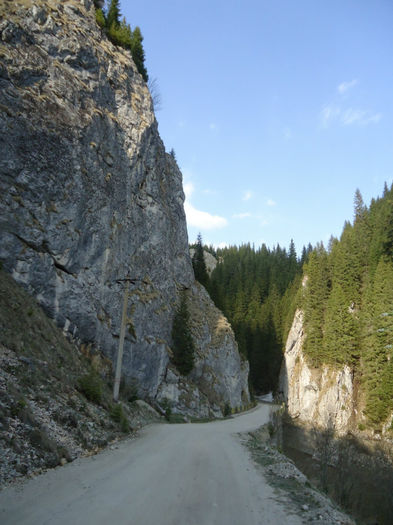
[113,278,130,402]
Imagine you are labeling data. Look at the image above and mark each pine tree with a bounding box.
[354,188,367,223]
[323,283,358,365]
[192,233,209,288]
[362,258,393,426]
[302,245,331,366]
[95,7,106,28]
[131,26,148,82]
[171,294,195,375]
[106,0,121,30]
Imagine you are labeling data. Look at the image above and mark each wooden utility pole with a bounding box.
[113,279,130,402]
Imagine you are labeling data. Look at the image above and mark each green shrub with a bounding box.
[10,397,27,417]
[161,398,172,421]
[110,403,123,423]
[223,403,231,417]
[110,403,129,433]
[120,378,138,402]
[77,371,102,404]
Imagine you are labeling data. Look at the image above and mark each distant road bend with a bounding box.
[0,403,301,525]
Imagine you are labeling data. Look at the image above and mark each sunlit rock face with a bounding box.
[279,310,354,434]
[0,0,249,416]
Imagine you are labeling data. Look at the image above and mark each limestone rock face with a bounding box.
[0,0,249,416]
[156,283,249,416]
[279,310,354,434]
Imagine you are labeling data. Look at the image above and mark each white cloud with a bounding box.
[267,199,276,207]
[209,122,218,131]
[233,212,251,219]
[184,180,227,230]
[341,108,382,126]
[337,79,358,94]
[320,104,381,128]
[242,190,253,201]
[184,202,227,229]
[184,181,195,200]
[321,104,341,127]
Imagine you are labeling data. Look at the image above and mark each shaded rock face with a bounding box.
[279,310,354,435]
[0,0,249,416]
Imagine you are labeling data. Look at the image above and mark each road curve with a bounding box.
[0,403,301,525]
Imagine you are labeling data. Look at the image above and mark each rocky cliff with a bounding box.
[279,310,355,435]
[0,0,249,416]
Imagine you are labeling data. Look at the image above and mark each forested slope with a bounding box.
[202,184,393,432]
[301,185,393,429]
[206,242,308,393]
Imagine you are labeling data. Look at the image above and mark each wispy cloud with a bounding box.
[341,108,382,126]
[320,104,381,128]
[242,190,253,201]
[233,212,251,219]
[283,127,292,140]
[321,80,381,128]
[337,79,358,94]
[321,104,341,127]
[184,181,227,230]
[209,122,218,131]
[267,199,276,207]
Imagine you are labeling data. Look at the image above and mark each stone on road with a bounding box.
[0,404,301,525]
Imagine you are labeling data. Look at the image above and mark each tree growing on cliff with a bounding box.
[171,294,195,375]
[192,233,209,288]
[106,0,121,30]
[96,1,149,82]
[130,27,148,82]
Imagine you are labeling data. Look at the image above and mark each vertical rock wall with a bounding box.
[0,0,249,416]
[279,310,355,434]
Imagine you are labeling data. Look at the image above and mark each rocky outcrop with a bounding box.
[0,0,249,416]
[279,310,354,435]
[157,283,249,416]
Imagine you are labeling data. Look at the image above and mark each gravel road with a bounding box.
[0,404,302,525]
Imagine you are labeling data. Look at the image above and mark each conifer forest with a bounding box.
[197,184,393,429]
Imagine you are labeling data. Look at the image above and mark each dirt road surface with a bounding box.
[0,403,302,525]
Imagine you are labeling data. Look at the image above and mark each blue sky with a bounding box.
[122,0,393,254]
